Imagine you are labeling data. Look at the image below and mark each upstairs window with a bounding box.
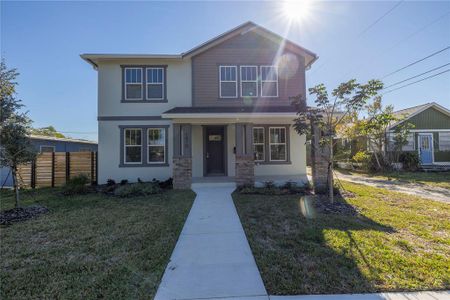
[260,66,278,97]
[146,68,164,100]
[148,128,166,163]
[124,128,142,164]
[269,127,287,161]
[240,66,258,97]
[219,66,237,98]
[124,68,143,100]
[253,127,265,161]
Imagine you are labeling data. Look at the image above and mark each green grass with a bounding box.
[338,169,450,190]
[233,182,450,295]
[0,188,195,299]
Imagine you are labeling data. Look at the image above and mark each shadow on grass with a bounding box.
[234,189,396,295]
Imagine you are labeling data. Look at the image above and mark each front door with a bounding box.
[205,126,225,175]
[419,134,433,164]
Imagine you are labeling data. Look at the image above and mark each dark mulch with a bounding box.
[313,195,360,216]
[0,205,49,225]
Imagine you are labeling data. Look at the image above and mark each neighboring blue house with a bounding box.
[1,135,97,187]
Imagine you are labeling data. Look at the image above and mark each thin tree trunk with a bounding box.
[12,165,20,208]
[328,136,334,203]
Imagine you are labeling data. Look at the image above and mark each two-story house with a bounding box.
[81,21,318,188]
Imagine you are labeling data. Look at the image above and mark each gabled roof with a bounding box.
[81,21,318,69]
[389,102,450,129]
[29,134,97,145]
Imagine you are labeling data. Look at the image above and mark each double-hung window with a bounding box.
[146,68,164,100]
[240,66,258,97]
[124,128,142,164]
[219,66,237,98]
[269,127,287,161]
[148,128,166,163]
[124,68,143,100]
[260,66,278,97]
[253,127,265,161]
[439,132,450,151]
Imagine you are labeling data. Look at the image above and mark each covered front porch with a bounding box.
[162,107,308,189]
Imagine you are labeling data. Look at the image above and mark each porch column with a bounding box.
[311,122,330,194]
[173,124,192,189]
[235,123,254,186]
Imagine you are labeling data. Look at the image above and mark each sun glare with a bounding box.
[283,0,312,22]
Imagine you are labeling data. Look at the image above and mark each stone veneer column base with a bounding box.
[173,157,192,189]
[235,155,255,187]
[310,123,331,194]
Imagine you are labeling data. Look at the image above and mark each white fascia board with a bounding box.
[161,113,297,119]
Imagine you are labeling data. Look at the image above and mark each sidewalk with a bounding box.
[154,182,267,300]
[270,291,449,299]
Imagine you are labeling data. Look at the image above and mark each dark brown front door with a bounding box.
[205,126,225,176]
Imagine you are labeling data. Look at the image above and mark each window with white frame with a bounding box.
[240,66,258,97]
[439,132,450,150]
[219,66,237,98]
[148,128,166,163]
[260,66,278,97]
[253,127,265,161]
[40,146,55,153]
[146,68,164,100]
[269,127,286,161]
[124,128,142,163]
[402,133,415,151]
[124,68,143,100]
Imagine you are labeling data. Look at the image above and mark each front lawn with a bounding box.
[337,169,450,190]
[233,182,450,295]
[0,187,195,299]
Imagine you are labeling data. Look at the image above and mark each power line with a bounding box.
[358,0,404,37]
[383,63,450,89]
[383,69,450,95]
[382,46,450,79]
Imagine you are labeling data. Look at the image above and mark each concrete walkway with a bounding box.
[270,291,449,299]
[155,182,267,300]
[333,171,450,203]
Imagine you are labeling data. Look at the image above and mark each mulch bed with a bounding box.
[0,205,49,226]
[313,194,360,216]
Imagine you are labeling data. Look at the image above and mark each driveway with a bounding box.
[333,170,450,203]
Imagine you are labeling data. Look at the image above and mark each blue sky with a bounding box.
[1,1,449,141]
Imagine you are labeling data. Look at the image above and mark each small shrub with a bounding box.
[264,181,276,189]
[120,179,128,185]
[352,151,371,170]
[114,182,162,198]
[151,177,173,190]
[62,174,90,195]
[106,179,116,186]
[399,152,420,171]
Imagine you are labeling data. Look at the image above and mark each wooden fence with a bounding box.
[17,152,97,188]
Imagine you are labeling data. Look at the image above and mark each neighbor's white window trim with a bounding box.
[145,67,165,100]
[260,65,279,98]
[124,128,142,164]
[124,67,143,100]
[39,145,55,153]
[438,131,450,151]
[219,65,238,98]
[269,127,287,162]
[253,127,265,162]
[240,65,258,98]
[147,127,166,164]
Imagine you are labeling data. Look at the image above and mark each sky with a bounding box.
[1,0,449,141]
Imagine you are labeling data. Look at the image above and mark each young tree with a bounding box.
[293,79,383,202]
[0,60,36,207]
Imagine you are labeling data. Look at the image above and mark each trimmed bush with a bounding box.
[114,182,162,198]
[399,152,420,171]
[62,174,90,195]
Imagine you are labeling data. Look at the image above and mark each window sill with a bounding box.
[121,99,168,103]
[119,163,169,168]
[255,161,292,165]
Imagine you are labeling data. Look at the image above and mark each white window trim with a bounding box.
[240,65,258,98]
[39,145,55,153]
[124,67,143,100]
[269,127,287,162]
[124,128,143,164]
[145,67,165,100]
[438,131,450,151]
[253,127,265,161]
[219,65,238,98]
[147,128,166,164]
[260,65,279,98]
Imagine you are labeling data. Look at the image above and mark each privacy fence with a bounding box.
[17,152,97,188]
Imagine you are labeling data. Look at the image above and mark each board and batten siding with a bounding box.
[191,31,306,107]
[393,107,450,130]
